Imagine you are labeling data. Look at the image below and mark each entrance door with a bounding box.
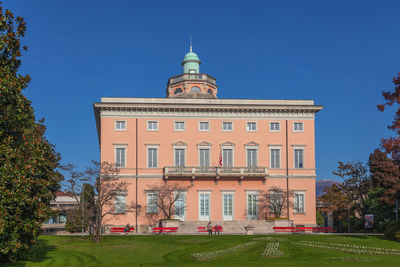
[222,193,234,221]
[174,193,185,221]
[199,193,210,221]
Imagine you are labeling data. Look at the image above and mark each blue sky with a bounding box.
[6,0,400,181]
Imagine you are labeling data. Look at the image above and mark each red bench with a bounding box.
[152,227,178,234]
[198,226,223,233]
[110,227,135,233]
[273,226,334,233]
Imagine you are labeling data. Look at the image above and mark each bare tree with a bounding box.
[146,183,191,219]
[258,187,294,219]
[62,161,140,242]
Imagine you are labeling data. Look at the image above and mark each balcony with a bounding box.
[168,73,216,85]
[163,166,268,184]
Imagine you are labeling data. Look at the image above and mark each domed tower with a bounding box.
[166,47,218,98]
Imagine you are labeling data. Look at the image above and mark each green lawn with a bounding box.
[6,234,400,266]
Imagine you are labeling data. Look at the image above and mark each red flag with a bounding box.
[219,152,222,167]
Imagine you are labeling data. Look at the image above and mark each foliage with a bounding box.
[384,221,400,242]
[377,73,400,161]
[258,186,294,219]
[65,209,82,233]
[0,3,62,262]
[146,182,191,219]
[319,183,349,221]
[62,161,140,242]
[316,210,325,226]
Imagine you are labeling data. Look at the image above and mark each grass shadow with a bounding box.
[4,238,56,266]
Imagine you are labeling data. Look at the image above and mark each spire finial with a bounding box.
[190,34,192,52]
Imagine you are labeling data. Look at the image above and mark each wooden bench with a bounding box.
[152,227,178,234]
[273,226,334,233]
[198,226,223,233]
[110,227,135,234]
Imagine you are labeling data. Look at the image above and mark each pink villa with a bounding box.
[93,48,323,233]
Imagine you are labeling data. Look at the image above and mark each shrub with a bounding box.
[384,221,400,241]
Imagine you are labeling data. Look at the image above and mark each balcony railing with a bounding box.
[163,166,268,178]
[168,73,216,85]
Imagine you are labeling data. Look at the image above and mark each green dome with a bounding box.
[183,51,200,61]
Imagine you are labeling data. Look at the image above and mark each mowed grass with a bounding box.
[6,234,400,267]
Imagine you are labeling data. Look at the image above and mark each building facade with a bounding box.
[94,49,323,233]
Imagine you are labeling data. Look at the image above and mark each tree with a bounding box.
[0,4,62,262]
[319,183,350,221]
[333,161,370,218]
[258,186,294,219]
[145,182,191,219]
[368,149,400,205]
[63,161,140,242]
[377,73,400,161]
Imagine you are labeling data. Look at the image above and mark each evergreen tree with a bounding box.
[0,4,62,262]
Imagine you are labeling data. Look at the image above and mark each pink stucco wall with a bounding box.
[100,117,317,226]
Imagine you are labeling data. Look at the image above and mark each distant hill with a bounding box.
[316,180,339,197]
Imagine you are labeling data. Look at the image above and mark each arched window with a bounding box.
[174,88,183,95]
[190,86,201,92]
[207,89,213,94]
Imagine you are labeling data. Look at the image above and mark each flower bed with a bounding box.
[190,241,258,261]
[294,241,400,256]
[262,242,284,257]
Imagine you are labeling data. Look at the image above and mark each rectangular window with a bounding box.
[199,121,210,131]
[115,194,126,214]
[147,148,158,168]
[147,192,158,214]
[247,122,257,131]
[222,193,234,220]
[175,192,185,220]
[270,191,282,216]
[175,149,185,167]
[294,149,304,168]
[199,193,210,220]
[293,122,304,132]
[247,149,257,167]
[247,193,257,220]
[147,121,158,130]
[270,149,281,168]
[174,121,185,131]
[115,121,126,130]
[222,122,233,131]
[294,192,305,213]
[199,149,210,167]
[222,149,233,167]
[115,147,126,167]
[270,122,280,132]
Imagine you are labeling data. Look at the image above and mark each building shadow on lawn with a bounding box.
[4,238,56,267]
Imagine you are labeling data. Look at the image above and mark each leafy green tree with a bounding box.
[0,4,62,262]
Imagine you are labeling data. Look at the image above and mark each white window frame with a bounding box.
[174,146,186,167]
[269,145,282,169]
[246,122,257,132]
[174,191,186,221]
[147,120,158,131]
[146,145,158,168]
[246,190,258,220]
[245,146,258,168]
[115,120,126,131]
[199,121,210,131]
[146,192,158,214]
[269,122,280,132]
[294,191,306,214]
[221,191,234,221]
[114,193,127,214]
[221,145,234,168]
[293,146,305,169]
[198,146,211,167]
[174,121,185,131]
[222,121,233,132]
[198,190,211,221]
[293,122,304,132]
[114,144,127,168]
